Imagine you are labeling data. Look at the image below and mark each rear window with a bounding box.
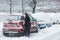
[20,16,24,20]
[0,15,22,21]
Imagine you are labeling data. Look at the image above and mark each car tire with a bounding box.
[3,32,8,36]
[35,29,38,33]
[53,23,56,25]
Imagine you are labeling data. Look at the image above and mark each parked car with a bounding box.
[53,20,60,25]
[31,12,53,29]
[38,22,46,29]
[38,20,53,29]
[46,23,53,27]
[3,15,38,37]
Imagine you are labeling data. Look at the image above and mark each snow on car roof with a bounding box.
[56,13,60,20]
[0,12,10,15]
[0,12,23,16]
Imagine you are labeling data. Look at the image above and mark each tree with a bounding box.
[24,0,37,13]
[33,0,37,13]
[30,0,37,13]
[9,0,12,15]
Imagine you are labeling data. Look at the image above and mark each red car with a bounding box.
[3,15,38,37]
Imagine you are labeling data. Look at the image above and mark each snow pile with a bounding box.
[1,23,60,40]
[0,12,60,40]
[11,12,22,15]
[31,12,52,23]
[46,13,57,22]
[56,13,60,19]
[42,24,60,40]
[46,13,60,23]
[0,12,10,15]
[45,13,57,20]
[0,22,3,37]
[0,12,23,15]
[0,22,3,30]
[31,12,60,23]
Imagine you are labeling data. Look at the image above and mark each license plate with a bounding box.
[5,31,18,33]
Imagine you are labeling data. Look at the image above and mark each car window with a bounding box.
[29,16,37,22]
[29,16,34,21]
[20,16,24,20]
[0,15,25,22]
[0,15,21,21]
[7,15,18,21]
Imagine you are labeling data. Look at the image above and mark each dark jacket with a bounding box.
[24,13,31,36]
[25,14,31,28]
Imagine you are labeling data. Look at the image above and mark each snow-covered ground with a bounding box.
[0,22,60,40]
[31,12,60,24]
[0,12,60,40]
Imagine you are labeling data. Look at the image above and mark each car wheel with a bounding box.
[3,33,8,36]
[35,29,38,33]
[53,23,56,25]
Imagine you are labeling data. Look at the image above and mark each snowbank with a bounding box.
[0,12,23,15]
[0,12,10,15]
[42,24,60,40]
[0,22,3,30]
[46,13,60,23]
[31,12,53,23]
[0,12,60,40]
[0,22,3,37]
[31,12,60,23]
[46,13,58,23]
[0,23,60,40]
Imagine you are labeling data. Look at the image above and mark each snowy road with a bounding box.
[0,22,60,40]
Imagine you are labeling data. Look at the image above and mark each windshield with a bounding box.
[29,16,34,21]
[20,16,24,20]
